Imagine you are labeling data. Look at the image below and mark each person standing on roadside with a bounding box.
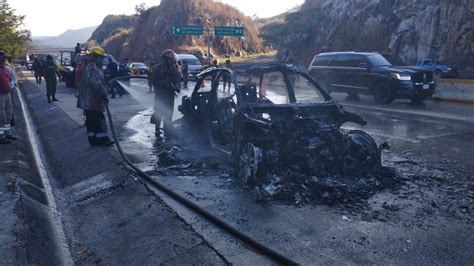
[182,62,189,88]
[42,55,58,103]
[76,47,114,146]
[5,55,18,130]
[147,60,154,93]
[150,49,181,140]
[106,56,122,98]
[223,59,233,92]
[0,51,16,144]
[32,57,42,84]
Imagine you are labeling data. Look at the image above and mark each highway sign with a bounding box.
[171,25,203,36]
[215,26,245,36]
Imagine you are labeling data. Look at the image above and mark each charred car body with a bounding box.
[179,63,386,201]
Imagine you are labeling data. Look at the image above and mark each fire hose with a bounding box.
[105,76,299,265]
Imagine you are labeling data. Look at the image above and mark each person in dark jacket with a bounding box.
[181,62,189,88]
[42,55,58,103]
[105,56,122,98]
[76,47,114,146]
[32,57,42,84]
[75,43,82,54]
[150,49,181,140]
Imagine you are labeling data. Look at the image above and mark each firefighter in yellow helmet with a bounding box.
[150,49,181,140]
[77,47,114,146]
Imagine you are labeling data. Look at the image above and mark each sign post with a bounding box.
[214,26,245,37]
[171,25,245,66]
[171,25,204,36]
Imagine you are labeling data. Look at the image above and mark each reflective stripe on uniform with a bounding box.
[0,127,5,139]
[95,133,108,138]
[3,124,11,136]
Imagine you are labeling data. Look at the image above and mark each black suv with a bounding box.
[308,52,435,104]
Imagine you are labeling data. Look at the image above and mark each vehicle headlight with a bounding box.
[391,73,411,81]
[447,68,452,71]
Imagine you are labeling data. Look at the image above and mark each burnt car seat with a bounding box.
[239,84,258,103]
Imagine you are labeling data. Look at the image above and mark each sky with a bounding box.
[8,0,304,37]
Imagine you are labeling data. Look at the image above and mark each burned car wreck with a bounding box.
[179,63,394,203]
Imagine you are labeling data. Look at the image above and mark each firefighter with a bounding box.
[150,49,181,140]
[76,47,114,146]
[42,55,58,103]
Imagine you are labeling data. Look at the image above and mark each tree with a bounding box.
[0,0,31,58]
[135,3,148,16]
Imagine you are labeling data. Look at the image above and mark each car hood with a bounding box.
[383,66,433,75]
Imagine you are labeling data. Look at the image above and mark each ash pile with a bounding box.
[237,122,397,204]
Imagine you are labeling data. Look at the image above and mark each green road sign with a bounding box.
[171,25,203,36]
[215,26,245,36]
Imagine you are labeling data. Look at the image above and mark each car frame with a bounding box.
[178,63,380,185]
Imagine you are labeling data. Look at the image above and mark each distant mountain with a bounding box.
[33,26,98,48]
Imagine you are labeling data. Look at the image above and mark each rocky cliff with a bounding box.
[89,15,136,45]
[91,0,266,62]
[262,0,473,69]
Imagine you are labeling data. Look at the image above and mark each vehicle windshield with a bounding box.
[291,73,327,103]
[235,70,327,105]
[133,63,147,68]
[181,59,201,65]
[367,54,392,67]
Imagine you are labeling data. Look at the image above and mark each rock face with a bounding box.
[89,15,136,45]
[263,0,473,68]
[92,0,265,61]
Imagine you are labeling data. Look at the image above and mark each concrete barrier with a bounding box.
[433,78,474,104]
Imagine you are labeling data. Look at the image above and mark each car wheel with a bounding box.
[435,70,442,79]
[373,82,394,104]
[238,143,262,186]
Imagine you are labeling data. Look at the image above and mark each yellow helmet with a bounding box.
[89,46,106,56]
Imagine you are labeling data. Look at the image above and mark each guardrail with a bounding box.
[433,78,474,104]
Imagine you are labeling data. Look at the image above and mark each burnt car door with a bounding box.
[178,70,217,132]
[206,70,239,149]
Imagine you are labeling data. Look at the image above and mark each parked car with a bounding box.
[129,62,149,76]
[178,63,380,187]
[177,54,203,80]
[415,59,459,79]
[308,52,436,104]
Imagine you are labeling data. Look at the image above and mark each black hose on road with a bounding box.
[104,79,299,265]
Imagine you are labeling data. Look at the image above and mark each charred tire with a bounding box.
[373,82,394,104]
[345,130,381,170]
[238,143,262,186]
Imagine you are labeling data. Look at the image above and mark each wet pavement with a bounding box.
[23,74,474,264]
[18,72,229,265]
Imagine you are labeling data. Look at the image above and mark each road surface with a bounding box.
[26,74,474,264]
